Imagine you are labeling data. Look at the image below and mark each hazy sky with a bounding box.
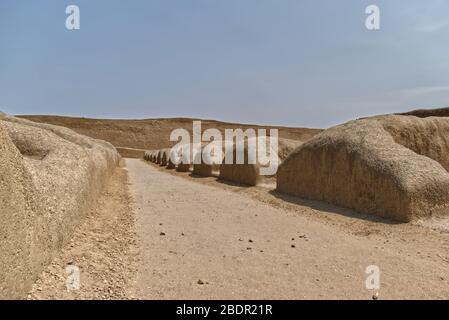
[1,0,449,128]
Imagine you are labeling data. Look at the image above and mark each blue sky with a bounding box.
[1,0,448,128]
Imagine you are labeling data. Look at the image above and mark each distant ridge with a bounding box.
[19,115,322,150]
[398,106,449,118]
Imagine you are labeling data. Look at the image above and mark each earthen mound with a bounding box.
[0,114,119,298]
[277,114,449,222]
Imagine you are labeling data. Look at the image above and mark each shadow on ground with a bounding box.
[268,189,401,225]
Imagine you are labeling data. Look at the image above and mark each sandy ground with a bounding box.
[28,165,138,300]
[29,158,449,300]
[128,159,449,299]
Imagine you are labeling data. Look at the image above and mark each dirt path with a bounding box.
[29,159,449,300]
[127,159,449,299]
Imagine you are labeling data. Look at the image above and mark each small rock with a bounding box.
[160,232,166,236]
[248,239,253,243]
[291,244,296,248]
[372,292,379,300]
[197,279,205,285]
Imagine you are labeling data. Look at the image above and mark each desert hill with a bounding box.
[399,107,449,118]
[18,115,322,150]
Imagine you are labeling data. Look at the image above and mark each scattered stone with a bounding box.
[197,279,205,285]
